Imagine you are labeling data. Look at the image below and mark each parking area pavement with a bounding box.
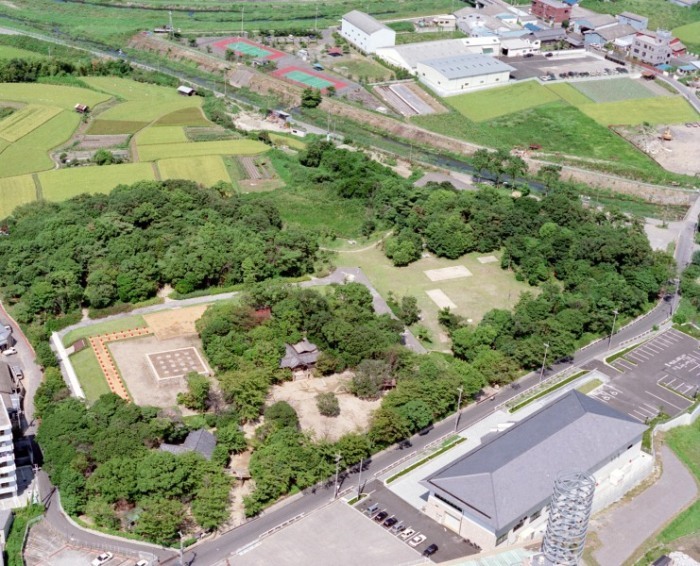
[589,329,695,422]
[357,481,478,563]
[507,53,626,81]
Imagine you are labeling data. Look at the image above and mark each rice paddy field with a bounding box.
[0,175,38,218]
[136,126,188,145]
[137,139,268,161]
[157,155,231,185]
[0,104,62,142]
[0,83,110,110]
[38,163,157,201]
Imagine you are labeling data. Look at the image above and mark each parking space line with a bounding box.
[680,384,693,395]
[686,351,700,362]
[642,402,659,412]
[630,411,646,422]
[645,390,684,411]
[652,337,673,346]
[644,344,664,354]
[629,351,651,361]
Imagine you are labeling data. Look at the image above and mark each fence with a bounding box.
[655,402,700,433]
[20,513,45,566]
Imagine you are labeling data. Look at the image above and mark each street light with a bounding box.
[333,453,342,499]
[453,386,464,432]
[607,309,619,350]
[539,343,550,383]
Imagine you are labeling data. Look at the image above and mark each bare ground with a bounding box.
[268,372,381,442]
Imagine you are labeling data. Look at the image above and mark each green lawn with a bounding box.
[328,58,394,82]
[0,45,47,59]
[577,378,603,395]
[571,78,657,104]
[0,110,80,177]
[580,97,699,126]
[38,163,156,201]
[137,139,269,161]
[0,174,37,218]
[673,21,700,53]
[0,82,111,110]
[63,314,147,346]
[156,155,231,186]
[658,419,700,543]
[136,125,188,145]
[70,347,111,403]
[447,81,561,122]
[342,246,531,347]
[396,30,467,44]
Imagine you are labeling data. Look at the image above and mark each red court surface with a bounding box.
[211,36,285,60]
[272,65,347,92]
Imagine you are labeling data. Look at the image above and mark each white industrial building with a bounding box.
[376,37,500,74]
[0,397,16,498]
[417,53,514,96]
[421,391,651,551]
[340,10,395,54]
[500,37,541,57]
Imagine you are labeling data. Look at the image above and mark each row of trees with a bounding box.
[35,370,245,544]
[0,180,319,323]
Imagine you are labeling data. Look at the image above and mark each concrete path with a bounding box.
[591,445,698,566]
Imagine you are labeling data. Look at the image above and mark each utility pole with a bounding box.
[539,343,550,383]
[607,309,619,350]
[453,386,464,432]
[240,7,245,38]
[357,457,364,499]
[178,530,184,566]
[315,4,319,33]
[333,453,342,499]
[169,10,174,41]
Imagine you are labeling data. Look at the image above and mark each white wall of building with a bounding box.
[340,19,395,54]
[417,62,510,96]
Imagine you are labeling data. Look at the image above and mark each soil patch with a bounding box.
[143,304,208,339]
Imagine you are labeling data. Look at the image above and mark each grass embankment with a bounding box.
[70,347,111,403]
[509,371,590,413]
[62,314,147,346]
[5,504,44,566]
[386,436,466,483]
[577,378,603,394]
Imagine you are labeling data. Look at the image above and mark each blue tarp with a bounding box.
[655,64,673,71]
[524,23,542,32]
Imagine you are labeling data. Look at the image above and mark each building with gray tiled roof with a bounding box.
[160,428,216,461]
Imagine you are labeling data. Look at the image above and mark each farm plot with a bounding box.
[136,126,188,145]
[448,81,560,122]
[572,78,657,103]
[156,155,231,186]
[154,107,210,126]
[237,155,284,192]
[545,82,593,107]
[38,162,156,200]
[0,104,62,142]
[0,174,37,219]
[94,99,203,131]
[0,82,111,110]
[0,110,80,177]
[580,96,699,126]
[137,139,268,161]
[87,119,149,135]
[82,76,190,101]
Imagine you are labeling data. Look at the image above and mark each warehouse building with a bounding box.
[340,11,395,54]
[416,53,514,96]
[421,391,650,551]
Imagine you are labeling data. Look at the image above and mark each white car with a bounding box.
[408,534,427,547]
[91,552,113,566]
[136,561,150,566]
[399,528,416,540]
[1,348,17,356]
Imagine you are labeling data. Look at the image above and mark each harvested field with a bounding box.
[86,119,148,135]
[38,162,156,200]
[156,155,231,186]
[136,125,188,145]
[154,107,210,126]
[137,139,268,161]
[0,104,62,142]
[142,303,208,339]
[71,133,129,150]
[0,174,37,218]
[269,373,381,442]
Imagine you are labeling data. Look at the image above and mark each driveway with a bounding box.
[591,445,698,566]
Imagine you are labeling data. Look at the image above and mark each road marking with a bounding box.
[630,411,646,421]
[680,384,693,395]
[645,390,684,410]
[630,351,651,361]
[644,344,664,353]
[643,402,659,412]
[636,405,656,417]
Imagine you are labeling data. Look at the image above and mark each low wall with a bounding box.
[50,332,85,400]
[656,402,700,432]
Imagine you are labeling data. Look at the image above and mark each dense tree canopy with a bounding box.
[0,180,318,323]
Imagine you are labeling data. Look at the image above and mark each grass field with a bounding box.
[154,107,210,126]
[581,0,699,33]
[82,76,184,101]
[544,83,593,106]
[580,97,698,126]
[136,126,188,145]
[70,347,111,403]
[38,163,156,200]
[86,119,149,135]
[329,58,394,82]
[137,139,269,161]
[63,314,147,346]
[673,21,700,53]
[96,99,203,126]
[0,110,80,177]
[0,82,111,110]
[0,45,47,60]
[269,133,306,150]
[344,246,531,346]
[658,419,700,543]
[448,81,560,122]
[396,30,467,44]
[0,104,62,142]
[156,155,231,186]
[0,174,37,219]
[571,78,656,104]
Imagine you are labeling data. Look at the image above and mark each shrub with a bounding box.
[316,392,340,417]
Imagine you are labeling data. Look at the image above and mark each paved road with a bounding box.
[591,445,698,566]
[658,75,700,114]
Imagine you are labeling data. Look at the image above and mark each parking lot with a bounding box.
[357,481,478,562]
[590,329,696,422]
[507,54,626,81]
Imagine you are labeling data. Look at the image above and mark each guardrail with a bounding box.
[20,513,44,566]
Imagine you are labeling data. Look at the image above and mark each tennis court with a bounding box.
[273,66,347,92]
[211,37,284,60]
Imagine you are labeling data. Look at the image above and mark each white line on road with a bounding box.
[645,390,684,411]
[630,411,646,421]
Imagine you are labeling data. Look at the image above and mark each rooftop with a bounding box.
[280,340,319,369]
[0,396,11,429]
[573,13,617,29]
[420,53,515,80]
[342,10,393,35]
[378,38,481,70]
[590,23,638,41]
[534,0,569,8]
[160,428,217,460]
[422,391,646,533]
[619,11,647,23]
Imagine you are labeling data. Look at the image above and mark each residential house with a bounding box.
[530,0,572,24]
[340,10,396,53]
[0,398,17,498]
[616,11,649,31]
[632,30,673,65]
[584,23,637,47]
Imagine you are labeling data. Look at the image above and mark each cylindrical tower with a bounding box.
[541,471,596,566]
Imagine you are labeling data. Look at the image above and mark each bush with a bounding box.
[316,392,340,417]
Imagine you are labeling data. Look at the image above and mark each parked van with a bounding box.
[365,503,379,516]
[9,365,23,380]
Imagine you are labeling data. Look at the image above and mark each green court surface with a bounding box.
[227,41,272,58]
[284,70,334,90]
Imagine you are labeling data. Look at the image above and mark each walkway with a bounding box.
[591,445,698,566]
